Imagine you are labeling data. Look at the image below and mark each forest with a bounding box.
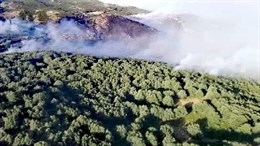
[0,51,259,146]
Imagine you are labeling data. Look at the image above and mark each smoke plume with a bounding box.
[0,0,259,80]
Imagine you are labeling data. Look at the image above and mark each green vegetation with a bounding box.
[19,10,34,21]
[4,0,149,23]
[0,51,259,145]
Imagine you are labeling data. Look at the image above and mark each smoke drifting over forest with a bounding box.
[0,0,259,80]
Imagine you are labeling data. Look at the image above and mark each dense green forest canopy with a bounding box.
[0,51,259,146]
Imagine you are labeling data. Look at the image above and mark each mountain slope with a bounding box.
[0,0,157,53]
[0,51,259,145]
[0,0,149,22]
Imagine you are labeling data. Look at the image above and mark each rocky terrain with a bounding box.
[0,0,156,53]
[58,13,157,40]
[0,0,149,21]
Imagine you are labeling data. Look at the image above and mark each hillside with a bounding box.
[0,0,156,53]
[0,0,149,22]
[0,51,259,145]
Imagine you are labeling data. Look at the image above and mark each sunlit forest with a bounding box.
[0,51,259,145]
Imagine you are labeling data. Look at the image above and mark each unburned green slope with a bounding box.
[0,51,259,146]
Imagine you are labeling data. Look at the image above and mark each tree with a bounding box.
[145,131,158,146]
[162,135,176,146]
[13,133,32,146]
[162,95,175,107]
[177,90,188,99]
[19,10,34,21]
[0,51,259,145]
[6,91,17,103]
[37,11,49,22]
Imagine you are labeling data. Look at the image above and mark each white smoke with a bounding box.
[0,1,259,80]
[101,0,259,80]
[130,7,259,79]
[0,19,19,33]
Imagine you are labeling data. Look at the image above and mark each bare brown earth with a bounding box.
[0,0,149,22]
[178,97,207,106]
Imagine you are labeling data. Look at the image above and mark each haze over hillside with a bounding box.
[101,0,259,80]
[0,0,258,80]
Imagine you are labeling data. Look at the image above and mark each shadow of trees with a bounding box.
[55,84,260,145]
[191,118,260,146]
[1,80,259,145]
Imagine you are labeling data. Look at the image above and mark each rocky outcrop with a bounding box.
[92,14,156,38]
[58,13,157,41]
[0,0,157,53]
[0,13,157,52]
[0,0,149,22]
